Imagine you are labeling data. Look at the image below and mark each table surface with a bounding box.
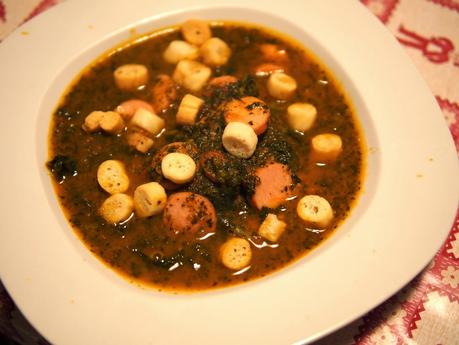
[0,0,458,344]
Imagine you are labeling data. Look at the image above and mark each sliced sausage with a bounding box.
[251,162,294,210]
[199,150,227,183]
[224,96,270,135]
[156,177,181,191]
[163,192,217,239]
[151,74,177,113]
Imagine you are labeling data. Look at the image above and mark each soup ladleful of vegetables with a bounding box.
[47,19,364,291]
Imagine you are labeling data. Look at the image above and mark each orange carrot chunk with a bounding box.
[209,75,238,87]
[224,96,270,135]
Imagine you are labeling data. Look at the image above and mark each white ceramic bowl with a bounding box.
[0,1,457,344]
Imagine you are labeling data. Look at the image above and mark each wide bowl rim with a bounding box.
[0,1,457,344]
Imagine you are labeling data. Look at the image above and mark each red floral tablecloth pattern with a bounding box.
[0,0,458,344]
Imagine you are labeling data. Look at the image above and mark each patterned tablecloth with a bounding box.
[0,0,458,344]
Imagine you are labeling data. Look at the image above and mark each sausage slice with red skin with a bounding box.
[151,74,177,113]
[163,192,217,239]
[199,150,227,183]
[224,96,270,135]
[251,162,294,210]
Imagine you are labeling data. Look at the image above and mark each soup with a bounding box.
[47,20,364,291]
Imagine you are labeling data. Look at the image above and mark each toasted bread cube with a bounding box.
[163,40,199,64]
[311,133,343,161]
[114,64,149,91]
[200,37,231,66]
[83,111,104,133]
[176,94,204,125]
[181,19,212,46]
[127,131,154,153]
[172,60,211,92]
[99,111,125,134]
[99,193,134,224]
[297,195,333,228]
[287,103,317,132]
[161,152,197,184]
[130,108,165,136]
[97,160,130,194]
[267,72,297,100]
[134,182,167,218]
[222,122,258,159]
[220,237,252,270]
[116,99,154,120]
[258,213,287,242]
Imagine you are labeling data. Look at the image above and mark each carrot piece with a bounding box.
[209,75,238,87]
[224,96,270,135]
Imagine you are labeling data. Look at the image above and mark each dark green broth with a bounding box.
[47,22,363,292]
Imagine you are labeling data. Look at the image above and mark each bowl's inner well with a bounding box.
[37,6,380,292]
